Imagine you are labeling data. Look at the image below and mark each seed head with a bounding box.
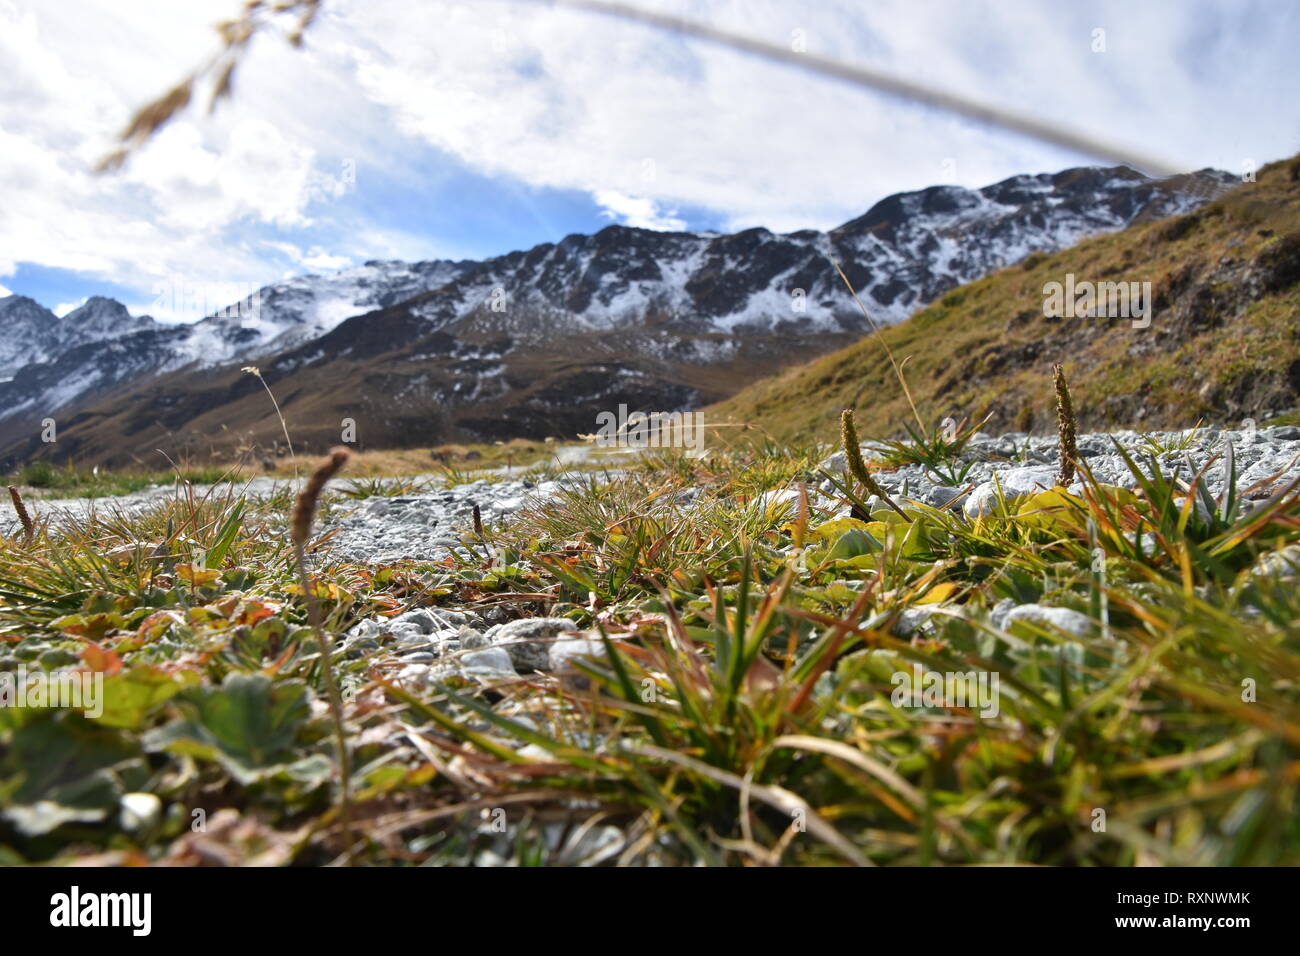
[1053,363,1079,487]
[291,448,349,546]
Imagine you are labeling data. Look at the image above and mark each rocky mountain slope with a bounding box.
[710,156,1300,443]
[0,296,71,380]
[0,163,1237,467]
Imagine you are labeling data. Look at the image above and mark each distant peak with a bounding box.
[63,296,130,322]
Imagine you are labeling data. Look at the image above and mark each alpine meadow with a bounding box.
[0,0,1297,918]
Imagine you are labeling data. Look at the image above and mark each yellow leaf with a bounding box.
[917,582,959,605]
[809,517,872,542]
[176,564,222,586]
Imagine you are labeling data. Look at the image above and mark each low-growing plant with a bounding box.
[871,414,989,485]
[2,416,1297,865]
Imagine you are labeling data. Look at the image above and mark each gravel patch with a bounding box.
[818,425,1300,517]
[320,478,564,564]
[0,473,564,566]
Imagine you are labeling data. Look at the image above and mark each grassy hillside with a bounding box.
[710,156,1300,443]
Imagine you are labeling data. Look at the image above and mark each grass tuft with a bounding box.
[2,416,1298,865]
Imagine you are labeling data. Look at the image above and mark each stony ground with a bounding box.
[3,424,1298,865]
[323,425,1300,690]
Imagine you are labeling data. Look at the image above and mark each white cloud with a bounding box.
[330,0,1298,233]
[259,240,352,273]
[593,189,688,231]
[55,297,87,317]
[300,250,353,271]
[0,284,12,298]
[121,119,320,230]
[0,0,1296,311]
[0,0,382,299]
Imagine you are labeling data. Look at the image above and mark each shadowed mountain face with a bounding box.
[0,164,1237,468]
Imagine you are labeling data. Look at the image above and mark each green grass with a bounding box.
[6,460,235,499]
[1,417,1297,866]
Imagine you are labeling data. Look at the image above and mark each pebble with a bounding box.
[119,793,163,835]
[963,465,1061,517]
[548,635,610,688]
[460,646,517,679]
[998,603,1095,638]
[1253,544,1300,580]
[491,617,578,672]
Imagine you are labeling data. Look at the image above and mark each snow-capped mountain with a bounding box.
[164,258,477,369]
[0,258,475,423]
[61,297,157,348]
[0,163,1239,465]
[373,165,1237,342]
[0,296,61,380]
[0,296,160,381]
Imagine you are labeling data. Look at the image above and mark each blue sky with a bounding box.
[1,0,1296,321]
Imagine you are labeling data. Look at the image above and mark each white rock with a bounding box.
[549,635,607,671]
[461,646,517,678]
[389,622,435,648]
[390,608,441,633]
[755,489,802,515]
[491,617,578,672]
[395,663,434,686]
[1001,604,1094,638]
[1253,544,1300,579]
[119,793,162,835]
[454,626,489,650]
[892,607,938,637]
[963,465,1059,517]
[548,635,611,688]
[818,451,848,474]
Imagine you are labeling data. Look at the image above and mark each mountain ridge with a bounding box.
[708,156,1300,443]
[0,163,1239,467]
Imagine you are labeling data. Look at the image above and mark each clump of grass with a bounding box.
[1137,421,1205,456]
[421,436,1300,864]
[4,412,1299,866]
[872,414,989,485]
[339,475,431,499]
[1053,362,1079,487]
[3,461,234,498]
